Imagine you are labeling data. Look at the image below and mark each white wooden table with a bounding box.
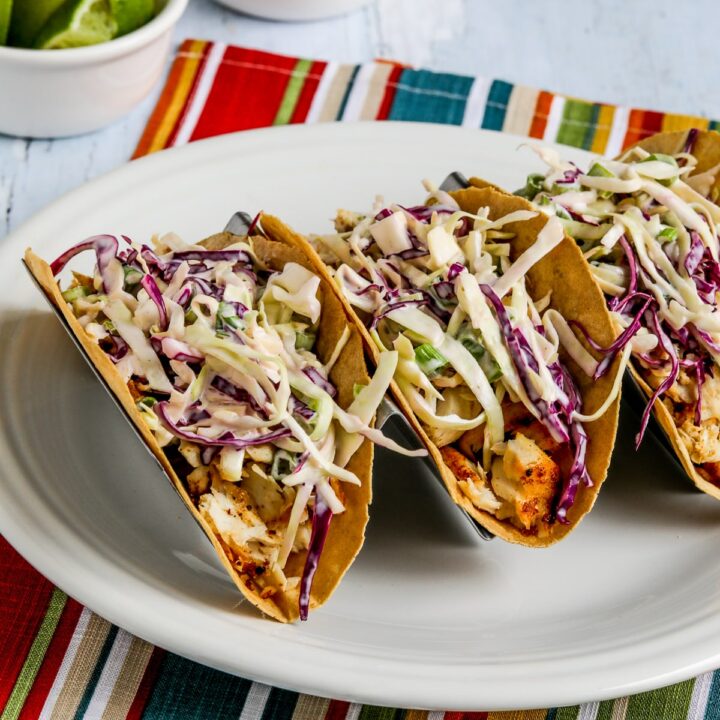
[2,0,717,237]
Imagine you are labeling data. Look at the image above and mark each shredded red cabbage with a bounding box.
[370,298,429,330]
[157,337,203,363]
[553,366,591,523]
[303,367,337,398]
[299,492,333,621]
[685,232,705,275]
[684,232,720,305]
[228,301,248,317]
[635,309,679,448]
[211,376,267,416]
[573,290,655,379]
[691,325,720,354]
[356,283,384,296]
[683,128,699,155]
[554,166,582,185]
[562,207,600,226]
[176,285,193,309]
[694,360,706,425]
[178,404,211,426]
[398,204,456,222]
[247,211,262,236]
[104,334,128,362]
[141,275,168,331]
[448,262,466,281]
[394,248,430,260]
[432,280,455,301]
[292,452,309,475]
[480,284,570,445]
[51,235,119,293]
[290,395,315,421]
[191,277,224,300]
[140,245,177,283]
[618,235,637,297]
[155,402,289,447]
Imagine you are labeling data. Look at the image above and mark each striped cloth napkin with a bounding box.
[3,40,720,720]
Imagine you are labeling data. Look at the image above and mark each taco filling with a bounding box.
[34,224,422,619]
[313,187,620,535]
[519,130,720,488]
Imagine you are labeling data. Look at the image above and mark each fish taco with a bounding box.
[304,185,621,546]
[25,215,421,621]
[517,128,720,499]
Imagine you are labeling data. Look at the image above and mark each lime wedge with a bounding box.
[34,0,117,49]
[8,0,65,47]
[0,0,12,45]
[109,0,153,37]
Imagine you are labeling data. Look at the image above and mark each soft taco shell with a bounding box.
[265,192,620,546]
[622,129,720,499]
[24,215,372,622]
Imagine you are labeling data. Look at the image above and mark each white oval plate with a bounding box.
[2,123,720,712]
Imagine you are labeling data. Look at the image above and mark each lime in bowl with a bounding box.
[0,0,188,138]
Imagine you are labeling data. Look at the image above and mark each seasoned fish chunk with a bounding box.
[678,416,720,464]
[503,403,560,453]
[457,403,560,461]
[440,446,501,513]
[491,433,560,530]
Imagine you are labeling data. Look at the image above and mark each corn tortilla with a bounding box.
[24,215,372,622]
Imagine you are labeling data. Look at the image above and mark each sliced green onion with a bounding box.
[458,331,486,361]
[61,285,89,302]
[137,396,157,409]
[480,355,503,383]
[123,266,143,286]
[588,162,615,178]
[414,343,449,378]
[588,162,615,198]
[295,330,316,351]
[185,309,198,325]
[657,226,679,243]
[216,301,241,330]
[555,205,572,220]
[643,153,678,167]
[190,363,211,402]
[515,173,546,200]
[458,330,502,383]
[270,450,298,481]
[353,382,367,398]
[643,153,679,186]
[102,318,116,333]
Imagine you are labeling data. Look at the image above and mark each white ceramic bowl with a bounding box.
[214,0,370,21]
[0,0,188,139]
